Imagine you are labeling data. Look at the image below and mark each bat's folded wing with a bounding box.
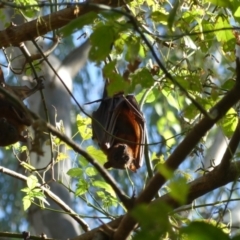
[92,97,115,151]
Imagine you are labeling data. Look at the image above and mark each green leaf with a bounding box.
[132,202,173,239]
[56,152,69,162]
[219,108,238,138]
[90,25,115,61]
[157,163,174,180]
[34,192,48,206]
[26,175,38,190]
[125,36,142,62]
[92,180,116,197]
[60,12,98,37]
[221,79,235,90]
[76,114,92,140]
[156,110,178,147]
[86,146,107,165]
[0,9,6,24]
[175,75,202,92]
[183,103,199,120]
[168,0,179,30]
[107,74,129,95]
[162,89,179,110]
[103,61,129,95]
[135,88,159,104]
[78,155,89,167]
[168,177,189,204]
[131,68,154,90]
[214,16,234,43]
[151,11,168,25]
[85,167,98,176]
[180,221,229,240]
[15,0,39,18]
[204,0,233,8]
[96,191,118,208]
[67,168,83,178]
[76,179,89,196]
[22,196,32,211]
[183,36,197,49]
[184,97,215,120]
[234,6,240,17]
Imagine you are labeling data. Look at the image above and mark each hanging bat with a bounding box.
[91,88,145,172]
[0,67,43,146]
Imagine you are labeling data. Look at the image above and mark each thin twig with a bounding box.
[219,119,240,172]
[19,41,55,174]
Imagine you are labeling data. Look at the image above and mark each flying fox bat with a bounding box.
[92,87,145,172]
[0,67,43,146]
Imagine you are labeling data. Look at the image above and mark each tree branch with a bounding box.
[218,119,240,173]
[0,0,126,48]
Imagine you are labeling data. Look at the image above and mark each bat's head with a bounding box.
[104,143,137,172]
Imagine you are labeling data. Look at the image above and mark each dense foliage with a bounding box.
[1,0,240,239]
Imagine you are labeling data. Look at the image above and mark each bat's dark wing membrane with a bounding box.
[92,96,115,151]
[103,96,123,146]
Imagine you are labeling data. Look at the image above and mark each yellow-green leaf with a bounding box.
[76,114,92,140]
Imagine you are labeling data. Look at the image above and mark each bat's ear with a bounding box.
[104,161,112,169]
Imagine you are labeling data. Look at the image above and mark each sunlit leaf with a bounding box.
[92,180,116,197]
[86,146,107,165]
[76,179,89,196]
[76,114,92,140]
[180,221,229,240]
[132,202,173,239]
[67,168,83,178]
[234,6,240,17]
[131,68,154,90]
[214,16,234,43]
[204,0,233,8]
[90,25,116,61]
[15,0,39,18]
[85,167,98,176]
[151,11,168,25]
[56,152,68,162]
[103,61,129,95]
[22,196,32,211]
[60,12,98,37]
[219,108,238,138]
[168,177,189,204]
[157,163,173,180]
[168,0,179,30]
[26,175,38,190]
